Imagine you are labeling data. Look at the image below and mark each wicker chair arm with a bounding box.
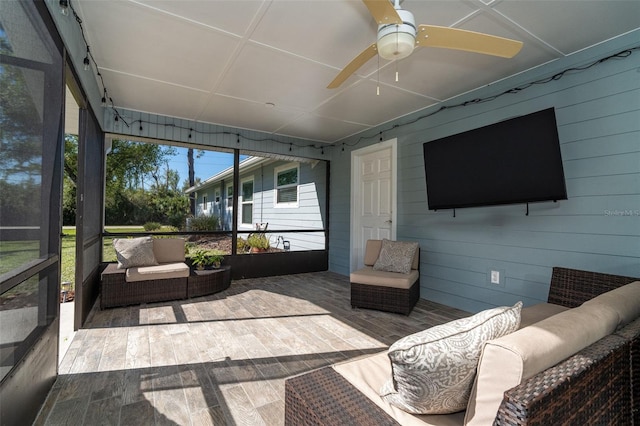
[494,334,630,426]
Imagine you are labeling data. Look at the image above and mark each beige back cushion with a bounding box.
[364,239,419,270]
[152,238,186,263]
[464,302,620,426]
[582,281,640,328]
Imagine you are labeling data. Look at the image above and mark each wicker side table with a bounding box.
[187,266,231,298]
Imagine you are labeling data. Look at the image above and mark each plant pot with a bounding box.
[251,247,266,253]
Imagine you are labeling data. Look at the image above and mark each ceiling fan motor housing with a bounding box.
[377,9,417,60]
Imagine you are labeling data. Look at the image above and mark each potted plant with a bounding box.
[247,232,270,253]
[190,249,224,269]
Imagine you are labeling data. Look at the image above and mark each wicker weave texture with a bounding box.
[548,267,637,308]
[285,367,400,426]
[350,279,420,316]
[100,263,187,309]
[187,266,231,298]
[495,334,631,426]
[615,317,640,425]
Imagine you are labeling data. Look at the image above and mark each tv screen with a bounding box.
[423,108,567,211]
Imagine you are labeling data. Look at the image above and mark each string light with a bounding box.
[83,47,90,71]
[101,89,107,107]
[59,0,69,16]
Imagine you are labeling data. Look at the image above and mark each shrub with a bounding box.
[247,232,270,250]
[143,221,162,231]
[189,214,220,231]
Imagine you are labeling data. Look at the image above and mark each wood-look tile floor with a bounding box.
[35,271,469,426]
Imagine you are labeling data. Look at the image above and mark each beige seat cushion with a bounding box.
[125,262,190,282]
[152,238,186,264]
[333,352,465,426]
[464,302,620,426]
[582,281,640,328]
[350,266,419,289]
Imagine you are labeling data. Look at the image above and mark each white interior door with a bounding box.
[351,139,397,271]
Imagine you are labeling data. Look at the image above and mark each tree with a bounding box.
[62,137,190,226]
[187,148,205,215]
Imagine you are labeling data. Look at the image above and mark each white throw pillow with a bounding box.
[380,301,522,414]
[373,239,418,274]
[113,237,158,269]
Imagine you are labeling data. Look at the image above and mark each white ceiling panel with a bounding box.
[135,0,267,36]
[78,0,242,90]
[198,94,304,134]
[278,114,371,143]
[101,70,211,120]
[494,1,640,54]
[315,79,436,126]
[216,43,338,110]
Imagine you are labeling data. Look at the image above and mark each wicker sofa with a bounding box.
[350,239,420,315]
[285,267,640,425]
[100,237,190,309]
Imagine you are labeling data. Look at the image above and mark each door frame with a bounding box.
[350,138,398,272]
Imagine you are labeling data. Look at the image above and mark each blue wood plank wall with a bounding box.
[329,33,640,313]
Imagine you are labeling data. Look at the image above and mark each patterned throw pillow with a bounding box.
[113,237,158,269]
[373,239,419,274]
[380,301,522,414]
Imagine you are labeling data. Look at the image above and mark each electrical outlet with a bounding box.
[490,270,500,285]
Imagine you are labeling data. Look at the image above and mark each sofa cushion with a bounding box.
[152,238,186,264]
[373,239,419,274]
[350,266,419,289]
[333,352,466,426]
[464,302,620,426]
[364,240,383,266]
[582,281,640,328]
[125,262,190,282]
[519,303,569,329]
[380,302,522,415]
[113,237,158,269]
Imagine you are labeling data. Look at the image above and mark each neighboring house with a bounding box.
[185,156,327,252]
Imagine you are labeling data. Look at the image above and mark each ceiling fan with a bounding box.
[327,0,523,89]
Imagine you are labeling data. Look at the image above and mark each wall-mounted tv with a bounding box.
[423,107,567,211]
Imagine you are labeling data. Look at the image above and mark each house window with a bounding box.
[226,184,233,208]
[275,163,299,206]
[241,178,253,225]
[203,195,208,211]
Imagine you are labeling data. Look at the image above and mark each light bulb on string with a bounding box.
[59,0,69,16]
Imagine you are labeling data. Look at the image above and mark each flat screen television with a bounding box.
[423,108,567,211]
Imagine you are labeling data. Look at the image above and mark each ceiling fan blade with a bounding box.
[363,0,402,25]
[327,43,378,89]
[416,25,523,58]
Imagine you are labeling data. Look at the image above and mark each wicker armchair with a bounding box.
[350,239,420,315]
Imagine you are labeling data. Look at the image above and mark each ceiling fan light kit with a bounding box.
[376,9,416,60]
